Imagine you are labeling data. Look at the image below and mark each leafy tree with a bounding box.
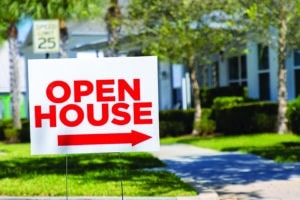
[0,0,27,129]
[126,0,238,134]
[26,0,107,57]
[239,0,300,134]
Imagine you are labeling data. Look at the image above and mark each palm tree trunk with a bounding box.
[105,0,121,57]
[277,17,288,134]
[58,19,68,58]
[8,22,22,129]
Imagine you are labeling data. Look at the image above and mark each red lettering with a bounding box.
[38,78,151,128]
[112,103,131,125]
[46,80,71,103]
[74,80,93,102]
[34,101,153,127]
[134,102,153,124]
[87,103,109,126]
[96,80,115,101]
[60,104,84,127]
[34,105,56,127]
[118,79,141,101]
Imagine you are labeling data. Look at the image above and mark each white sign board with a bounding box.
[28,57,159,155]
[33,20,59,53]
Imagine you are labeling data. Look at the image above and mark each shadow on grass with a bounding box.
[0,151,196,196]
[168,135,300,163]
[161,149,300,198]
[222,141,300,162]
[0,153,166,178]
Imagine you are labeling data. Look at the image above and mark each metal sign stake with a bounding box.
[119,152,124,200]
[66,154,69,200]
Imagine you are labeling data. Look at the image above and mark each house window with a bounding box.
[212,61,219,87]
[294,51,300,66]
[201,65,209,87]
[259,73,270,100]
[258,44,269,70]
[258,44,270,100]
[294,69,300,97]
[293,50,300,97]
[228,55,247,86]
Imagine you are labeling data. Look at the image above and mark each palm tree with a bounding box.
[105,0,122,57]
[0,1,25,129]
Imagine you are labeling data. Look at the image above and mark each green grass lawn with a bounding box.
[2,133,299,196]
[0,142,196,196]
[161,133,300,162]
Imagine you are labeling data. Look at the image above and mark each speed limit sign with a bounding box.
[33,20,60,53]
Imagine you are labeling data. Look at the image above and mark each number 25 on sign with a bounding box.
[33,20,60,53]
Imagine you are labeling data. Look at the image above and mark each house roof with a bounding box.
[20,19,108,52]
[70,34,139,53]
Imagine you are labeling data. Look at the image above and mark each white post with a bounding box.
[185,72,191,108]
[182,77,187,110]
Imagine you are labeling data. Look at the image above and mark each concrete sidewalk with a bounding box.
[152,144,300,200]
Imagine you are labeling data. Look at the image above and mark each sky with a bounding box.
[17,16,32,44]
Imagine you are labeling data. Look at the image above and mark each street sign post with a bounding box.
[28,57,159,155]
[33,20,60,53]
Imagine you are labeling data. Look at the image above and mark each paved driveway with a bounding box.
[152,144,300,200]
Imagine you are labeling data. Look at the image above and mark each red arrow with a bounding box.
[57,130,152,146]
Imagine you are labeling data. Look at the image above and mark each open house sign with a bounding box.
[28,57,159,155]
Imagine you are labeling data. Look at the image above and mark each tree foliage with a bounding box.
[126,0,239,134]
[0,0,26,45]
[238,0,300,134]
[240,0,300,48]
[127,0,237,63]
[25,0,106,20]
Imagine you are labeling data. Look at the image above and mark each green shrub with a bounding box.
[201,86,246,108]
[213,102,277,134]
[287,96,300,134]
[252,113,275,132]
[159,121,185,137]
[212,96,244,109]
[193,108,215,135]
[194,118,216,135]
[159,109,217,137]
[0,119,20,143]
[20,119,30,142]
[0,121,5,140]
[0,119,30,142]
[0,119,13,141]
[4,128,20,143]
[159,109,194,137]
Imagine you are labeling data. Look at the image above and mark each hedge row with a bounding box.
[200,86,246,108]
[159,109,194,137]
[287,96,300,134]
[2,96,300,142]
[160,101,279,136]
[213,102,278,134]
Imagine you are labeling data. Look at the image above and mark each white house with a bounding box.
[0,41,27,119]
[1,16,300,119]
[217,42,300,101]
